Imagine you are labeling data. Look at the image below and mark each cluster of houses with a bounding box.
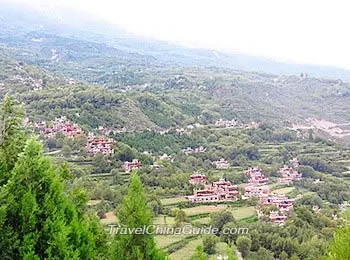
[35,116,84,138]
[12,74,43,91]
[187,174,239,203]
[214,119,261,129]
[97,126,126,135]
[32,117,118,157]
[183,146,206,155]
[242,167,295,225]
[243,168,269,198]
[278,166,302,185]
[189,172,207,186]
[261,194,294,211]
[262,194,295,225]
[269,211,288,225]
[123,159,142,173]
[186,166,298,224]
[244,185,270,198]
[215,119,238,128]
[213,158,230,169]
[175,124,200,135]
[87,133,115,156]
[175,128,191,135]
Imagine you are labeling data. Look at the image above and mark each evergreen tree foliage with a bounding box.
[0,94,27,185]
[190,245,209,260]
[326,227,350,260]
[0,140,100,259]
[110,172,165,259]
[236,235,252,258]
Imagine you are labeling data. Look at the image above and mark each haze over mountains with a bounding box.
[0,1,350,145]
[1,1,350,81]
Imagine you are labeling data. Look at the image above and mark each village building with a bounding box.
[278,166,302,185]
[244,168,268,185]
[260,194,295,212]
[243,185,270,198]
[291,158,299,168]
[215,119,238,128]
[242,167,295,224]
[189,172,206,185]
[213,158,230,169]
[269,211,288,225]
[159,129,170,135]
[187,178,238,203]
[98,126,126,135]
[175,128,186,134]
[242,168,270,198]
[123,159,142,173]
[87,133,115,156]
[41,116,84,138]
[183,146,206,155]
[260,193,295,224]
[34,121,47,131]
[244,121,261,129]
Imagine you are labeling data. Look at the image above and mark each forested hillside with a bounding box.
[1,2,350,260]
[1,57,350,143]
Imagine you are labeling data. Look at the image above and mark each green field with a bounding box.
[161,197,188,206]
[153,215,176,225]
[227,206,256,220]
[169,238,202,260]
[192,217,211,225]
[272,187,296,195]
[155,234,191,249]
[183,205,227,216]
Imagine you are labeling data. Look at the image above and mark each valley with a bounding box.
[0,2,349,259]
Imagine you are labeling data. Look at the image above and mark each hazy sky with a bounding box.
[4,0,350,69]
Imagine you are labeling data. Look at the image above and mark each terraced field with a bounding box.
[169,237,203,260]
[272,187,296,195]
[227,206,257,220]
[182,205,228,216]
[161,197,188,206]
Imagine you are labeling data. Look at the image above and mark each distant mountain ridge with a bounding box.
[1,1,350,81]
[1,1,350,145]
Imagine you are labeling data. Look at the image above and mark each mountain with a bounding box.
[1,57,350,138]
[1,1,350,82]
[0,1,350,145]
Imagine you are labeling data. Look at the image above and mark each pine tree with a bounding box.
[326,227,350,260]
[190,245,209,260]
[110,172,165,260]
[0,140,100,259]
[0,94,27,185]
[236,236,252,258]
[325,209,350,259]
